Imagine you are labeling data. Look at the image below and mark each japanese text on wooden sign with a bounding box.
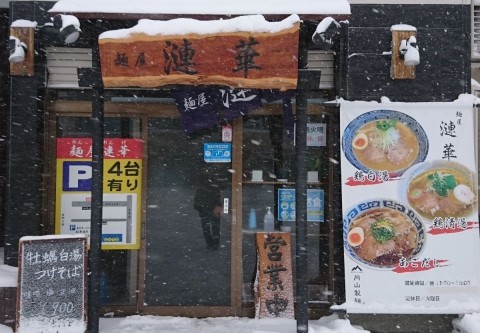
[99,18,299,90]
[255,232,294,318]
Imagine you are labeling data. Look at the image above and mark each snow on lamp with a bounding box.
[391,24,418,79]
[9,36,27,63]
[399,36,420,66]
[311,16,340,50]
[52,14,81,44]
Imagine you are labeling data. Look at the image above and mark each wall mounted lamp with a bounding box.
[9,36,27,63]
[399,36,420,66]
[9,20,36,76]
[391,24,418,80]
[52,14,81,44]
[9,15,80,76]
[39,14,82,44]
[311,17,341,50]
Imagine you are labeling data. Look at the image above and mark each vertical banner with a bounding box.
[340,98,480,313]
[56,138,143,250]
[171,88,219,134]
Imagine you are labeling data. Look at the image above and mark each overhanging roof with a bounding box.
[48,0,351,20]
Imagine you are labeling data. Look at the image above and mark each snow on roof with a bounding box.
[49,0,351,16]
[99,14,300,39]
[334,94,480,106]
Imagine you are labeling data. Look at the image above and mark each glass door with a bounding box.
[144,118,232,308]
[239,107,336,313]
[55,115,142,307]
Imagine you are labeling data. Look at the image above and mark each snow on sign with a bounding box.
[16,235,87,333]
[98,15,299,90]
[339,97,480,314]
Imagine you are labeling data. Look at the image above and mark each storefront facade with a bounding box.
[4,0,351,319]
[3,0,478,328]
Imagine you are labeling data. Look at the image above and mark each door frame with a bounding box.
[45,100,244,317]
[45,99,337,318]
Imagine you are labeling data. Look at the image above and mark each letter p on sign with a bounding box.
[63,161,93,191]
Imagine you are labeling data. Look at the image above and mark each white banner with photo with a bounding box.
[339,95,480,314]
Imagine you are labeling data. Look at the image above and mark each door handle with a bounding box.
[223,198,229,214]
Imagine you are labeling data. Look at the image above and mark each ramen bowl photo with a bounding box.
[343,199,425,269]
[342,110,428,176]
[399,160,478,222]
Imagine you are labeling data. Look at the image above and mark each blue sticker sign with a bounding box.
[278,189,296,222]
[278,188,324,222]
[307,189,324,222]
[203,143,232,163]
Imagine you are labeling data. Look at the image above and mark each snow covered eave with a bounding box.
[48,0,351,21]
[99,15,301,39]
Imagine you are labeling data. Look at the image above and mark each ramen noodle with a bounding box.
[352,119,419,172]
[347,207,418,267]
[407,166,476,220]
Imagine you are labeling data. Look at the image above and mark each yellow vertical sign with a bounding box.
[55,138,143,250]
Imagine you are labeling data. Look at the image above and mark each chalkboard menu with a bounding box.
[16,235,87,333]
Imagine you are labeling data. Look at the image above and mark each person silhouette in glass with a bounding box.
[193,167,223,250]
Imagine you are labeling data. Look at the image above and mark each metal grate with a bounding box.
[308,50,335,89]
[46,47,92,88]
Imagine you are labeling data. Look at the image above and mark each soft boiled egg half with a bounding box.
[347,226,365,247]
[352,133,368,150]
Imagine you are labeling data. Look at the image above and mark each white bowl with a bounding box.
[343,198,425,270]
[398,160,477,223]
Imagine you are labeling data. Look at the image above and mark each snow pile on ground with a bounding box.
[0,314,367,333]
[0,249,17,288]
[97,314,368,333]
[0,325,12,333]
[453,313,480,333]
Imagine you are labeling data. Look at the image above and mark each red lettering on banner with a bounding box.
[393,259,450,273]
[345,177,385,186]
[427,221,479,235]
[56,138,143,159]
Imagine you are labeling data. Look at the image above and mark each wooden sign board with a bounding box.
[391,30,417,80]
[16,235,87,333]
[9,26,34,76]
[255,232,294,319]
[99,23,299,90]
